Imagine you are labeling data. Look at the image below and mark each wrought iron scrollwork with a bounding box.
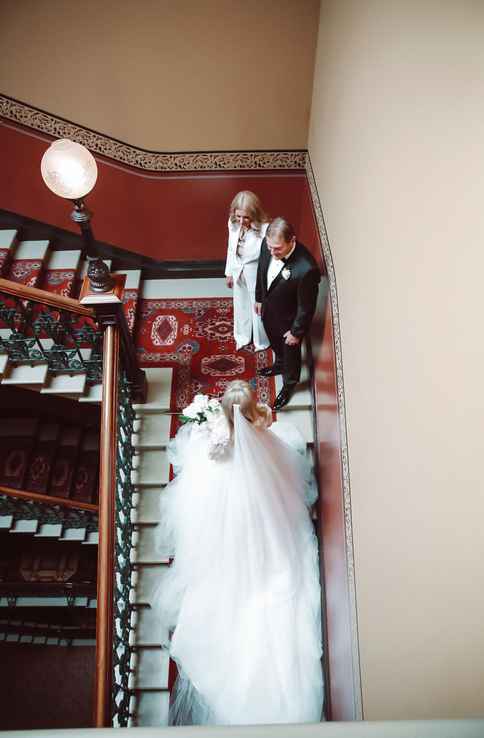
[112,370,137,727]
[0,493,98,533]
[0,291,103,383]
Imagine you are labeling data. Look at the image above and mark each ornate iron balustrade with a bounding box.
[0,492,98,533]
[0,289,103,383]
[112,370,138,727]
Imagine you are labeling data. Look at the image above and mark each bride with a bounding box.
[153,380,324,725]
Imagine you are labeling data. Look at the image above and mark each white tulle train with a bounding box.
[152,409,324,725]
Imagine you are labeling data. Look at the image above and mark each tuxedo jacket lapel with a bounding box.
[267,267,284,294]
[267,247,298,294]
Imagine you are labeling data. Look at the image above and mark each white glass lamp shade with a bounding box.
[41,139,98,199]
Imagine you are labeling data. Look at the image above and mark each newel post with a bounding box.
[80,273,123,726]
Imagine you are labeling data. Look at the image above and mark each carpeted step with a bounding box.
[40,249,82,297]
[71,430,99,504]
[0,417,39,490]
[0,229,17,276]
[114,269,141,334]
[24,422,60,494]
[5,240,49,287]
[48,426,82,499]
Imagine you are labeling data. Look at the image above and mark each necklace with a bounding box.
[236,226,248,256]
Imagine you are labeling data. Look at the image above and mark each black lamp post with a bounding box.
[41,139,113,292]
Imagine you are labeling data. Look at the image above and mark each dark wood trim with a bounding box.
[94,325,119,727]
[0,485,98,513]
[0,276,95,316]
[0,208,225,278]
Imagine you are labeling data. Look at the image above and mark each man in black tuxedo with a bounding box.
[255,217,320,411]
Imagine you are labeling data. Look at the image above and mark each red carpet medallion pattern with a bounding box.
[136,297,276,423]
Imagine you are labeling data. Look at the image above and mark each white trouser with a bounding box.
[233,271,269,351]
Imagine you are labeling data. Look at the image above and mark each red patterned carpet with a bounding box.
[136,297,276,415]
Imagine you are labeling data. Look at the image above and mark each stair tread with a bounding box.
[131,604,169,647]
[133,368,173,413]
[79,383,103,403]
[0,229,17,248]
[141,277,231,299]
[133,647,170,690]
[0,596,92,608]
[133,690,169,726]
[40,373,87,396]
[132,413,171,449]
[132,449,170,486]
[135,526,171,563]
[1,364,49,385]
[134,487,165,524]
[133,564,167,606]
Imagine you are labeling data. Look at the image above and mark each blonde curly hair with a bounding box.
[221,380,271,433]
[228,191,269,233]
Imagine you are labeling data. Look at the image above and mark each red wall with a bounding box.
[0,121,310,263]
[301,184,358,720]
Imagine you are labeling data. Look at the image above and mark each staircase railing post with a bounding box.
[94,323,119,726]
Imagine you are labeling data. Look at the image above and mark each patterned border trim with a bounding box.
[0,95,306,172]
[305,152,363,721]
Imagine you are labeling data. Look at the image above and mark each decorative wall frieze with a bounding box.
[0,95,306,172]
[305,152,362,720]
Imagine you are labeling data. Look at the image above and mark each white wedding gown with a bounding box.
[152,407,324,726]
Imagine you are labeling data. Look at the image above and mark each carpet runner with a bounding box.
[136,297,276,433]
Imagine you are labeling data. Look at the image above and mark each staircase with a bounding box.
[0,226,317,728]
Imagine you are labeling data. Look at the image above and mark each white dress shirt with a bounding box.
[267,244,296,289]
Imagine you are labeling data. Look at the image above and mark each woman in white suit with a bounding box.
[225,191,270,351]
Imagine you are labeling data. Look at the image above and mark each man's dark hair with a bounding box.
[266,217,296,243]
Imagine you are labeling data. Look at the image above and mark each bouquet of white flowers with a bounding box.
[180,394,222,425]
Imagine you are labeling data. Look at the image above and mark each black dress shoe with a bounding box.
[272,385,297,411]
[257,365,283,377]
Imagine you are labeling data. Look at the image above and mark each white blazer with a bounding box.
[225,220,269,292]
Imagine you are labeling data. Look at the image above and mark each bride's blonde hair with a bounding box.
[222,380,271,433]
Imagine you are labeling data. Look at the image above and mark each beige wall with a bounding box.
[0,0,319,151]
[309,0,484,721]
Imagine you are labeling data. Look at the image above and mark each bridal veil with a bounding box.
[152,405,324,725]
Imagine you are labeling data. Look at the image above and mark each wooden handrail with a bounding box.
[0,485,98,512]
[0,277,95,316]
[94,324,119,727]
